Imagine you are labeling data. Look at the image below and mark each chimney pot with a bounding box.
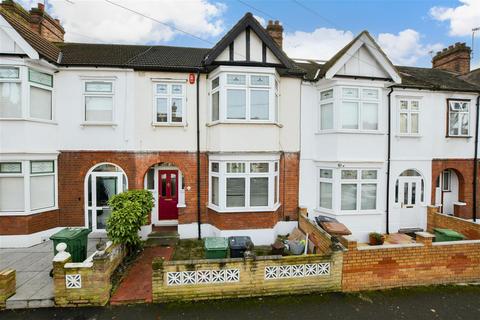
[266,19,284,48]
[432,42,471,75]
[37,3,44,11]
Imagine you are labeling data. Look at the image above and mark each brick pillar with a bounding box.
[0,269,15,309]
[52,246,72,307]
[415,232,435,246]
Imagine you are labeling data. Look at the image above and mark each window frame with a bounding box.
[28,69,53,121]
[82,79,115,125]
[397,98,420,136]
[152,81,187,126]
[208,159,280,212]
[0,159,58,215]
[0,66,22,119]
[446,99,471,138]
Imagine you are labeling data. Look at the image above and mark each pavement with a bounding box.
[1,285,479,319]
[0,240,97,309]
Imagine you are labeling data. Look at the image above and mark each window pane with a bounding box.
[320,169,333,179]
[171,174,177,197]
[341,184,357,210]
[0,67,19,79]
[226,163,245,173]
[250,177,268,206]
[362,103,378,130]
[212,77,219,89]
[0,82,21,118]
[342,88,359,98]
[341,170,357,180]
[320,103,333,130]
[171,85,182,95]
[319,182,332,209]
[85,96,113,121]
[250,90,269,120]
[411,101,419,111]
[31,161,54,174]
[363,89,378,100]
[320,89,333,100]
[361,184,376,210]
[400,113,408,133]
[400,169,421,177]
[361,170,377,180]
[29,69,52,87]
[461,113,469,135]
[449,112,459,135]
[0,177,24,211]
[156,97,168,122]
[96,176,117,207]
[211,162,219,173]
[251,75,269,86]
[250,163,269,173]
[227,74,246,85]
[211,176,219,205]
[0,162,21,173]
[96,208,112,230]
[212,91,219,121]
[86,82,112,93]
[30,175,55,210]
[274,175,278,204]
[226,178,245,207]
[341,101,358,129]
[400,100,408,110]
[161,174,167,197]
[30,86,52,120]
[411,113,419,134]
[171,98,182,122]
[227,89,246,119]
[146,168,154,190]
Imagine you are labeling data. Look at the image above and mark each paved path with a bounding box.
[110,246,174,305]
[1,285,479,319]
[0,240,96,309]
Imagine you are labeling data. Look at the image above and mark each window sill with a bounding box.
[80,122,118,127]
[207,121,283,128]
[395,134,422,138]
[0,206,58,216]
[445,135,472,139]
[0,118,58,125]
[313,208,382,216]
[315,130,384,135]
[208,203,280,213]
[151,122,187,127]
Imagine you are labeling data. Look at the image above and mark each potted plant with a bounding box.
[368,232,385,246]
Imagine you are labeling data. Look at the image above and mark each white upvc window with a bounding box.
[448,100,470,137]
[153,82,186,124]
[319,89,334,130]
[209,70,278,123]
[83,80,114,123]
[398,99,420,135]
[317,167,379,214]
[0,160,57,215]
[209,159,279,212]
[0,66,54,121]
[340,87,379,131]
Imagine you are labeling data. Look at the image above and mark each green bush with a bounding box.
[106,190,154,254]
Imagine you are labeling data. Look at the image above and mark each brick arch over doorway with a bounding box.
[432,159,474,219]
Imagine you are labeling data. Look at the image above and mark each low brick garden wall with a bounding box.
[427,206,480,239]
[298,212,335,254]
[0,269,15,309]
[152,252,343,302]
[53,242,125,307]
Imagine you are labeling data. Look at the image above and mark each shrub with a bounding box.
[106,190,154,254]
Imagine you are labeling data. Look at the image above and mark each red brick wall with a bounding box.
[427,206,480,240]
[0,210,59,235]
[431,159,478,219]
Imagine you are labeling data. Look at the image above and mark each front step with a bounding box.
[146,230,179,247]
[398,228,424,238]
[6,297,54,309]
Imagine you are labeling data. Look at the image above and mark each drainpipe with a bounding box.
[196,69,202,239]
[473,94,480,222]
[386,87,394,234]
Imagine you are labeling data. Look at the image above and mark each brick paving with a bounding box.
[110,246,174,305]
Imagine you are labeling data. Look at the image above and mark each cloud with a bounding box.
[253,15,266,27]
[17,0,226,44]
[429,0,480,37]
[283,28,354,61]
[377,29,443,65]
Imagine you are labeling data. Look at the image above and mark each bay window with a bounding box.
[209,69,278,123]
[153,82,186,124]
[0,160,56,214]
[398,99,419,135]
[448,100,470,137]
[84,80,114,122]
[317,167,379,213]
[209,159,279,212]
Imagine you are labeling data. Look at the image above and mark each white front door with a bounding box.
[87,172,123,231]
[397,176,424,229]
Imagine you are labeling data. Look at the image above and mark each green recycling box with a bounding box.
[433,228,465,242]
[50,228,91,262]
[204,237,228,259]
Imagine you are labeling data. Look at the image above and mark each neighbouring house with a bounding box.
[0,0,479,247]
[298,36,480,241]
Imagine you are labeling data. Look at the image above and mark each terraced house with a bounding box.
[0,0,479,247]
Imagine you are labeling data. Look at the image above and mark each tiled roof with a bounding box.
[462,68,480,87]
[0,9,60,62]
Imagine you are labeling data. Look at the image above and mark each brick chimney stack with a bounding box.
[432,42,471,75]
[266,20,283,48]
[0,0,65,42]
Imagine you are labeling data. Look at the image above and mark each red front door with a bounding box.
[158,170,179,220]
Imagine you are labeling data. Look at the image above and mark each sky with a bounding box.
[16,0,480,69]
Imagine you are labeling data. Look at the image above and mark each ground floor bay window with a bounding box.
[209,155,279,212]
[0,159,57,214]
[317,167,379,214]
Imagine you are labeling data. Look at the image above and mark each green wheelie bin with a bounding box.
[433,228,465,242]
[204,237,228,259]
[50,228,91,262]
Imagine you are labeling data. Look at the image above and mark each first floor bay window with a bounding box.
[209,159,279,212]
[0,160,56,214]
[318,167,379,213]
